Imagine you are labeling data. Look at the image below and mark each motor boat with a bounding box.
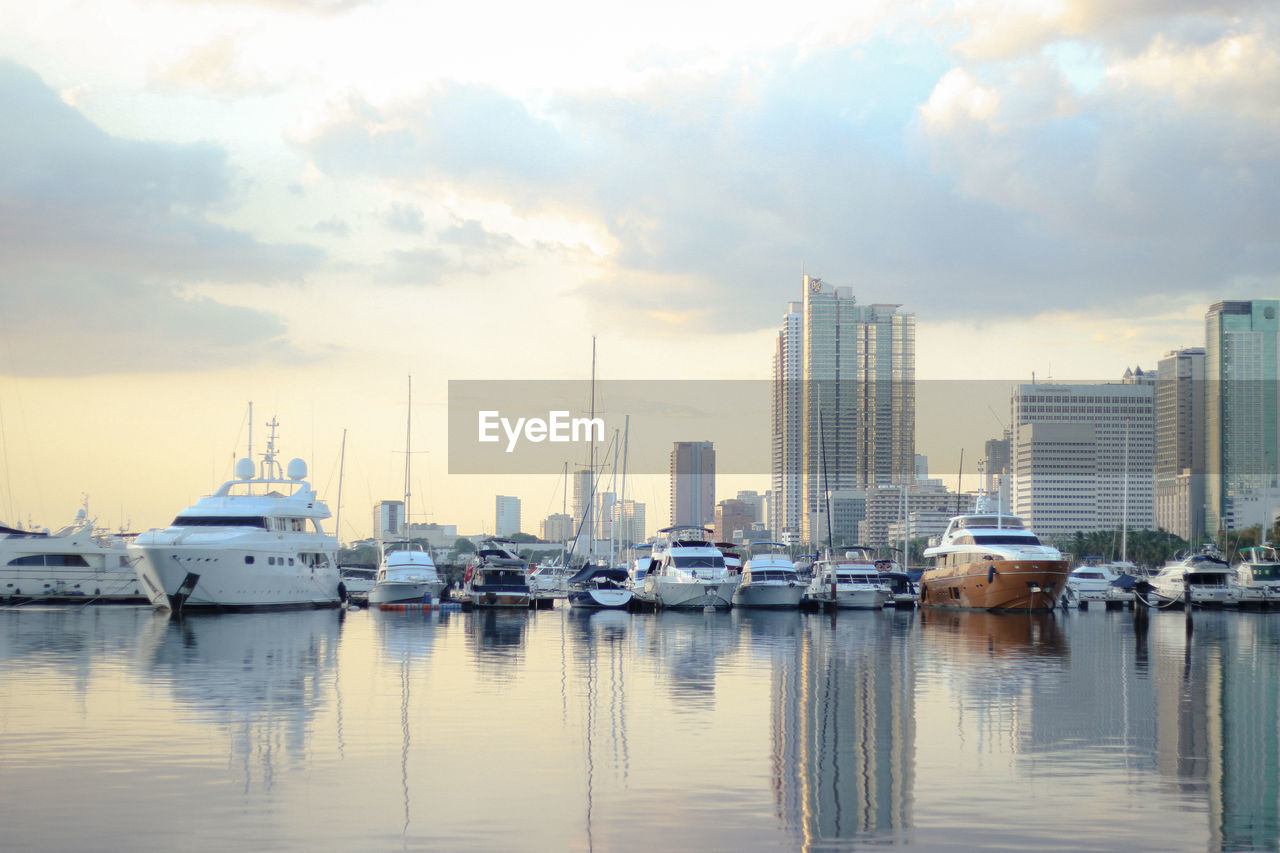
[732,541,805,608]
[803,547,892,610]
[462,538,532,608]
[642,526,737,609]
[1144,546,1238,608]
[0,503,143,603]
[1064,557,1136,609]
[368,540,444,606]
[566,564,633,609]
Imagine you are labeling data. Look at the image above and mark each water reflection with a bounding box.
[134,610,342,791]
[467,608,531,675]
[774,612,916,848]
[642,610,739,706]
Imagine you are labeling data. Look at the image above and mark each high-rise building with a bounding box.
[771,301,804,540]
[495,495,521,537]
[1155,347,1206,542]
[714,499,755,542]
[572,468,594,542]
[541,513,573,544]
[1205,300,1280,534]
[670,441,715,527]
[797,276,915,544]
[373,500,404,540]
[614,500,647,546]
[1010,377,1155,537]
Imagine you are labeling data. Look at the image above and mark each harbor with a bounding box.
[1,601,1277,851]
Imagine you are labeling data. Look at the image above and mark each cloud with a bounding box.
[0,60,324,376]
[383,202,425,234]
[379,218,522,284]
[296,9,1280,334]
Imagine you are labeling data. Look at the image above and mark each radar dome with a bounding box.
[235,458,255,480]
[287,458,308,480]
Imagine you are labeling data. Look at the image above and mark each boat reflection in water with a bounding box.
[134,610,343,787]
[466,608,531,676]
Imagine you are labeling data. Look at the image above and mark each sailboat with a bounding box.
[369,377,445,607]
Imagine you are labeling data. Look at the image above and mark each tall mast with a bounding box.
[619,414,630,558]
[404,375,412,536]
[336,428,347,547]
[588,337,596,561]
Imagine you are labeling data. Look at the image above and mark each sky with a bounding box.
[0,0,1277,541]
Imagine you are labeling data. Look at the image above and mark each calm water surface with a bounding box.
[0,604,1275,852]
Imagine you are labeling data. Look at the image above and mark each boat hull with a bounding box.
[919,559,1069,611]
[467,591,531,608]
[804,588,890,610]
[131,540,342,611]
[733,582,806,608]
[650,578,735,609]
[568,587,633,609]
[368,580,444,606]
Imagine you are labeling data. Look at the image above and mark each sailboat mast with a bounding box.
[336,428,347,547]
[588,336,596,561]
[404,376,412,536]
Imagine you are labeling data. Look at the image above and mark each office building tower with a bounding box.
[1205,300,1280,534]
[495,495,521,538]
[714,499,755,543]
[1154,347,1206,542]
[670,441,715,527]
[1010,377,1155,538]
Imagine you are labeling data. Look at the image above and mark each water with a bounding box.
[0,604,1275,852]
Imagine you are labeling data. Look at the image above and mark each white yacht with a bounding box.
[1065,557,1136,609]
[462,538,531,608]
[368,541,444,606]
[131,419,342,611]
[0,505,143,603]
[1144,546,1238,608]
[643,526,737,609]
[804,548,891,610]
[1234,545,1280,607]
[732,542,805,608]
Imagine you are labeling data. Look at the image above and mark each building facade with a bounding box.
[771,302,804,539]
[670,441,716,527]
[1155,347,1206,541]
[1205,300,1280,534]
[541,512,573,544]
[495,495,521,538]
[1010,378,1155,537]
[373,500,404,540]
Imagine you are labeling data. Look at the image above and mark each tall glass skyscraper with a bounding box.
[1204,300,1280,534]
[771,275,915,545]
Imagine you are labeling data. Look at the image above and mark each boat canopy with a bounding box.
[567,565,629,585]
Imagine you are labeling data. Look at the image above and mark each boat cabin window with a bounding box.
[1187,574,1228,587]
[474,569,528,590]
[670,555,725,569]
[749,570,795,583]
[174,515,268,528]
[8,554,91,567]
[299,553,328,568]
[954,533,1040,546]
[1074,571,1105,579]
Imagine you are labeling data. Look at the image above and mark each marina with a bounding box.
[2,602,1278,851]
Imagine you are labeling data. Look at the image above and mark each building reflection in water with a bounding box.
[773,611,916,848]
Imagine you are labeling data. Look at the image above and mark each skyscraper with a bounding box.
[670,441,715,527]
[1205,300,1280,534]
[771,301,803,540]
[796,276,916,544]
[495,495,521,537]
[1155,347,1206,541]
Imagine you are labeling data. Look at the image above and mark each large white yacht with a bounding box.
[804,547,891,610]
[732,541,805,608]
[368,541,445,606]
[0,504,143,603]
[1234,545,1280,608]
[643,526,737,609]
[131,418,343,611]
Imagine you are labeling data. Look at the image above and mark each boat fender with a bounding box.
[337,582,348,604]
[987,565,996,585]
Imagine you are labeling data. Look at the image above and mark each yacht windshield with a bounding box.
[672,556,725,568]
[174,515,268,528]
[968,533,1041,546]
[474,569,528,591]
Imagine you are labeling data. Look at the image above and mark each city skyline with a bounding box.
[2,1,1278,537]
